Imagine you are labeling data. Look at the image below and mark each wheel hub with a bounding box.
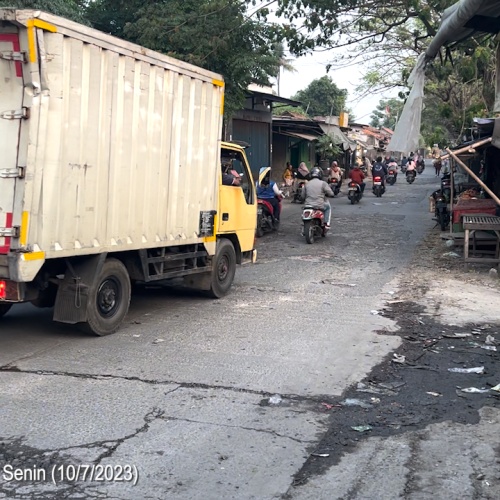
[97,278,120,317]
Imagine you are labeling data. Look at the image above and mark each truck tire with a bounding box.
[206,239,236,298]
[80,258,131,336]
[0,303,12,318]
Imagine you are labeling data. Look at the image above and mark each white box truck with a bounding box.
[0,9,257,335]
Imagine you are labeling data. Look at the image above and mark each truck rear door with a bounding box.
[0,28,24,254]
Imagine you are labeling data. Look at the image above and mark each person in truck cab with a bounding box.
[221,160,241,186]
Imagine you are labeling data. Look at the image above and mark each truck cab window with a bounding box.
[221,150,254,205]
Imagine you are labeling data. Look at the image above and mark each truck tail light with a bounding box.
[0,281,6,300]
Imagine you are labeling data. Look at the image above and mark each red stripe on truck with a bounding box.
[0,33,22,78]
[0,212,13,254]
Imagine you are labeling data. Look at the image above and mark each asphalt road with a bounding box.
[1,164,438,499]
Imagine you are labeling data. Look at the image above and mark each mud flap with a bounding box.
[53,254,107,324]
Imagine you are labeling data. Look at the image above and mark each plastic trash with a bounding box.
[370,310,379,315]
[351,425,372,432]
[311,453,330,457]
[490,384,500,392]
[392,354,406,364]
[342,398,373,409]
[485,335,497,345]
[356,382,399,395]
[152,338,165,344]
[481,345,497,351]
[461,387,490,393]
[268,394,282,405]
[426,391,441,397]
[442,252,460,258]
[448,366,484,374]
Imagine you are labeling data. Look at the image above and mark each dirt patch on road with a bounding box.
[289,230,500,488]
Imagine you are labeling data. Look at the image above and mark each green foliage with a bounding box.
[316,134,342,160]
[273,105,309,116]
[292,76,347,116]
[86,0,281,118]
[0,0,88,23]
[370,98,405,129]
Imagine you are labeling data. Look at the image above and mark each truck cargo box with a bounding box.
[0,9,224,281]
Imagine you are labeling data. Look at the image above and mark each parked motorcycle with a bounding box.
[372,176,385,197]
[291,177,306,203]
[302,206,329,244]
[347,181,362,204]
[406,170,416,184]
[329,177,341,196]
[432,189,449,231]
[441,172,451,202]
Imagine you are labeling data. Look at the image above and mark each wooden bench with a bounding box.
[463,214,500,270]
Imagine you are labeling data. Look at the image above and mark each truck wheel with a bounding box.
[0,303,12,318]
[207,239,236,298]
[80,258,131,336]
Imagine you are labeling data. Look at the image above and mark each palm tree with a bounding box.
[273,43,296,96]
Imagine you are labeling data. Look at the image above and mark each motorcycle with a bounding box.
[416,159,425,174]
[441,172,451,203]
[302,206,329,244]
[406,170,416,184]
[432,189,449,231]
[256,198,281,237]
[386,165,398,185]
[347,181,362,204]
[329,177,341,196]
[372,176,385,197]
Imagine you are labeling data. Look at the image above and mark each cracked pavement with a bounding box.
[2,163,500,498]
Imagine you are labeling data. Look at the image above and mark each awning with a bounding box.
[318,123,356,150]
[280,131,320,141]
[248,90,302,107]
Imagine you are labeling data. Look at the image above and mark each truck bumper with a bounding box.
[0,252,45,282]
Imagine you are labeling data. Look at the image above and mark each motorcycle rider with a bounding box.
[371,156,388,188]
[349,163,366,194]
[384,154,399,181]
[256,167,283,221]
[406,156,417,180]
[330,161,343,189]
[304,167,334,227]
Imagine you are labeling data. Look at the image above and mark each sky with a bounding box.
[275,50,396,124]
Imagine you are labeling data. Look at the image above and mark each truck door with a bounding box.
[219,146,257,251]
[0,29,24,254]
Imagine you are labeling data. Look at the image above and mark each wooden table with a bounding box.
[463,214,500,270]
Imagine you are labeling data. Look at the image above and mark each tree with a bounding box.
[86,0,282,118]
[273,42,296,96]
[0,0,88,23]
[370,98,405,129]
[293,76,347,117]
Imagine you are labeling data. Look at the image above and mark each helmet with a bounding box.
[310,167,322,179]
